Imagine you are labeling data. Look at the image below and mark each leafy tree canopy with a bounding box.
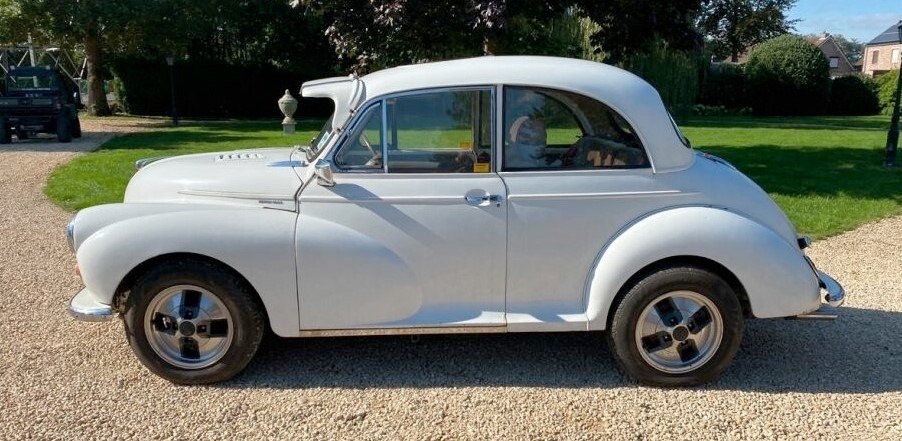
[699,0,798,62]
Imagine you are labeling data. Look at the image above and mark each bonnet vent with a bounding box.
[216,153,264,161]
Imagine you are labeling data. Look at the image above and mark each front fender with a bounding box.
[75,207,299,336]
[585,206,819,330]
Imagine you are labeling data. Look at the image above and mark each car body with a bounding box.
[66,56,843,385]
[0,65,82,143]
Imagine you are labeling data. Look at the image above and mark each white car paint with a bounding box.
[68,56,837,338]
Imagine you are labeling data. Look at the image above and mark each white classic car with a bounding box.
[67,56,843,386]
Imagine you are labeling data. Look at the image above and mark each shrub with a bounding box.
[699,63,746,109]
[828,74,879,115]
[622,45,701,118]
[744,34,831,115]
[110,57,333,119]
[876,69,900,115]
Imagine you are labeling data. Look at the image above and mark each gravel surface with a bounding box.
[1,126,900,440]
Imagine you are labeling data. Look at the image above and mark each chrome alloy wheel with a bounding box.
[143,285,234,369]
[634,290,723,374]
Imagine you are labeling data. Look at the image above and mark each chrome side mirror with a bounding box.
[314,158,335,187]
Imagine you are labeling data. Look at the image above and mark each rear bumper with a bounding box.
[790,271,844,320]
[68,288,117,322]
[817,271,844,307]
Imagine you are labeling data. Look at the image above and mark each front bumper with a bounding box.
[68,288,117,322]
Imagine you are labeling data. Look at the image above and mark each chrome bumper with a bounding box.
[791,271,845,320]
[68,288,117,322]
[817,271,844,307]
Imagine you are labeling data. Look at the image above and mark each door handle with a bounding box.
[465,194,503,206]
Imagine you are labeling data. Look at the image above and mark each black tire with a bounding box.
[16,130,28,140]
[0,118,10,144]
[606,264,744,387]
[122,259,265,385]
[56,113,72,143]
[72,115,82,138]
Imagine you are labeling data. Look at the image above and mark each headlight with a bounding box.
[66,213,77,252]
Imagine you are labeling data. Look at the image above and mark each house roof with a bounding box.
[867,20,902,45]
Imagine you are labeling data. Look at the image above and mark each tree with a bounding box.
[699,0,798,62]
[296,1,705,71]
[744,34,830,115]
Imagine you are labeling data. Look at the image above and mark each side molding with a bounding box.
[584,206,820,330]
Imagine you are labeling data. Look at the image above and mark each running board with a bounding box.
[298,325,508,337]
[788,305,839,320]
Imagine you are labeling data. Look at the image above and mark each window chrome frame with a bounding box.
[327,85,497,176]
[497,84,651,173]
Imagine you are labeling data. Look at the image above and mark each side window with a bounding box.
[871,50,879,64]
[502,86,648,171]
[334,103,383,170]
[385,89,492,173]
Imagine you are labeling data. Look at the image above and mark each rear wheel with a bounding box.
[72,115,82,138]
[0,118,10,144]
[607,264,744,387]
[122,259,265,384]
[56,113,72,143]
[16,130,28,140]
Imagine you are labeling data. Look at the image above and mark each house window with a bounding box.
[829,57,839,68]
[893,48,901,64]
[871,50,879,64]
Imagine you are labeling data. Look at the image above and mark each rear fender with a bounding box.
[585,206,819,330]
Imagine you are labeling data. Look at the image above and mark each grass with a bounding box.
[682,115,900,239]
[45,115,901,239]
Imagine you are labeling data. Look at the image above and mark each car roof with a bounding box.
[306,56,694,172]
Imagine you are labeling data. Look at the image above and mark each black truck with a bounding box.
[0,66,82,143]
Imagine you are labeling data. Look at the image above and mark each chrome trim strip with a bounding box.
[298,326,507,337]
[299,195,464,204]
[507,190,697,201]
[177,189,295,201]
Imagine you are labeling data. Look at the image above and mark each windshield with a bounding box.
[6,73,56,90]
[306,115,335,161]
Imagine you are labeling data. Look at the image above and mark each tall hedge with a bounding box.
[828,74,879,115]
[110,58,334,118]
[744,35,831,115]
[698,62,746,109]
[876,69,900,115]
[622,45,701,118]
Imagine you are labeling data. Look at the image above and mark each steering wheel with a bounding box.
[359,133,382,167]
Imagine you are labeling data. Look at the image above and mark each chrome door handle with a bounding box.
[465,194,503,206]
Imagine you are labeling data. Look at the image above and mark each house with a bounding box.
[807,33,857,77]
[862,20,902,77]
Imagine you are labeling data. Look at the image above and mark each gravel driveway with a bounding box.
[1,127,900,440]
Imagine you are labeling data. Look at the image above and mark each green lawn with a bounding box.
[45,115,901,239]
[681,115,900,239]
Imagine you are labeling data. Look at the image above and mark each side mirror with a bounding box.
[314,158,335,187]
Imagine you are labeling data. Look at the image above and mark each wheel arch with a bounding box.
[604,255,752,331]
[112,252,271,332]
[584,206,820,330]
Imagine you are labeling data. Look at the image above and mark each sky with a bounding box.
[788,0,900,42]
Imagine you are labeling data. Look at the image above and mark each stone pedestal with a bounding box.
[278,89,298,135]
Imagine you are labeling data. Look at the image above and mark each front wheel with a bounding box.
[607,264,744,387]
[122,259,265,384]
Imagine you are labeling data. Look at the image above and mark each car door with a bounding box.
[498,85,669,331]
[295,87,507,330]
